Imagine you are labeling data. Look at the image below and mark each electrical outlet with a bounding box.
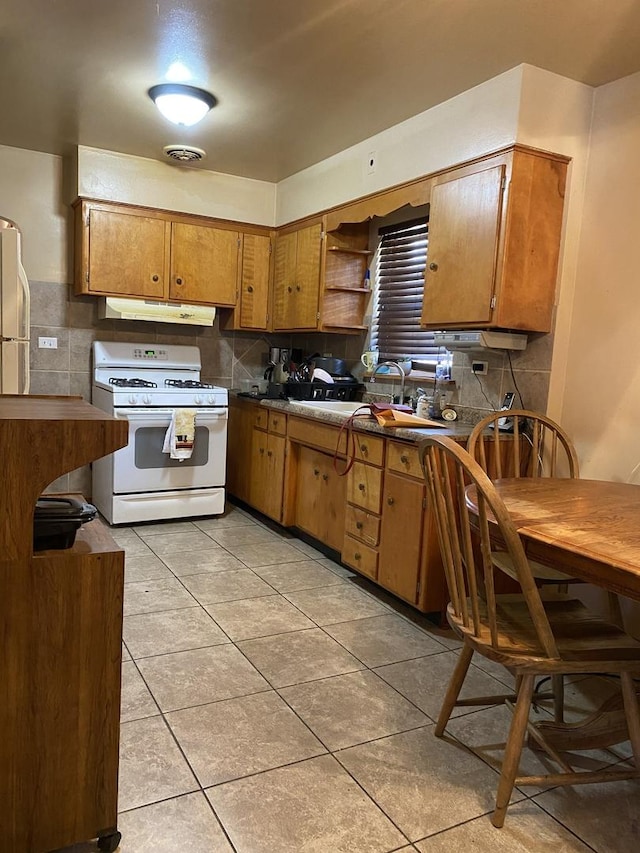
[471,360,488,375]
[366,151,377,174]
[38,336,58,349]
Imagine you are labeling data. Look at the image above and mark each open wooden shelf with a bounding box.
[327,246,372,256]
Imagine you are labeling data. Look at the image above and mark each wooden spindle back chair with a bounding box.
[419,435,640,828]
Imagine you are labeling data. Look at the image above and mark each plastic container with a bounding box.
[33,496,98,551]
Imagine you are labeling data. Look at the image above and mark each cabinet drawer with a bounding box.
[347,462,383,513]
[268,410,286,435]
[288,417,340,454]
[345,505,380,547]
[253,407,269,430]
[341,535,378,579]
[353,434,385,467]
[387,442,423,479]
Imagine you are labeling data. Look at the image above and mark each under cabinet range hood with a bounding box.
[434,330,527,352]
[99,297,216,326]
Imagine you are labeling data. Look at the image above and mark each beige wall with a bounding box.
[276,66,524,225]
[0,144,69,283]
[560,70,640,483]
[77,147,277,226]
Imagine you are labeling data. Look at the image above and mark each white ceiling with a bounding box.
[3,1,640,182]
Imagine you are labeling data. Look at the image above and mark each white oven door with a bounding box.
[112,407,227,494]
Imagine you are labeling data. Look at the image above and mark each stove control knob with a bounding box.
[207,394,215,404]
[128,394,137,405]
[143,394,151,404]
[195,395,203,405]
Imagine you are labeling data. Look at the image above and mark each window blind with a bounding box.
[370,218,439,364]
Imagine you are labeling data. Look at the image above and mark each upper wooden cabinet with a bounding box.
[74,199,252,307]
[272,222,323,331]
[421,147,569,333]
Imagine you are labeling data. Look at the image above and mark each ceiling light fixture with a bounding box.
[148,83,217,127]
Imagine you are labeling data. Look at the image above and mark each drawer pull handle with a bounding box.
[176,277,183,285]
[356,521,363,530]
[360,444,368,454]
[287,286,293,293]
[259,447,264,454]
[272,419,278,427]
[152,274,159,282]
[354,552,361,560]
[296,284,301,292]
[247,285,254,293]
[400,454,409,464]
[322,473,328,481]
[358,483,365,491]
[387,497,395,506]
[314,468,320,476]
[429,262,438,272]
[267,450,272,457]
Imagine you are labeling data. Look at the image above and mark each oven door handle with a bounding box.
[114,408,228,420]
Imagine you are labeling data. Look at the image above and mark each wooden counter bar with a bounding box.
[0,395,128,853]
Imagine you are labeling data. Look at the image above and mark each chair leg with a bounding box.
[552,675,564,723]
[619,672,640,768]
[435,643,473,737]
[492,673,535,829]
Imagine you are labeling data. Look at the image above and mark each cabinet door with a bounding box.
[87,208,167,298]
[292,223,322,329]
[378,472,424,604]
[421,165,504,327]
[226,400,256,504]
[170,222,239,306]
[239,234,271,329]
[295,447,345,550]
[249,428,270,515]
[264,433,286,522]
[273,231,297,329]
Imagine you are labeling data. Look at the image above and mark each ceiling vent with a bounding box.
[163,144,206,164]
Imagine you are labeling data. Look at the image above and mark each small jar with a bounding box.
[416,394,432,419]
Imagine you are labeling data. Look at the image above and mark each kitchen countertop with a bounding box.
[252,397,474,442]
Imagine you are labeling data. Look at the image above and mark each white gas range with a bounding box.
[91,341,228,525]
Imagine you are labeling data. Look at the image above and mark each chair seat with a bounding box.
[449,596,640,672]
[492,551,579,583]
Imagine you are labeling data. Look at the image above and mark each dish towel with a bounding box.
[163,409,196,461]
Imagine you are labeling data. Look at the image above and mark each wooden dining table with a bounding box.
[465,476,640,751]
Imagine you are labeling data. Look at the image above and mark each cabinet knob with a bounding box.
[356,521,363,530]
[272,419,278,427]
[358,483,365,491]
[152,274,159,282]
[296,284,301,292]
[322,473,328,481]
[354,552,361,560]
[359,444,368,454]
[428,262,438,272]
[287,286,293,293]
[400,454,409,464]
[267,450,273,457]
[176,277,183,285]
[387,496,395,506]
[259,447,264,454]
[314,468,320,476]
[247,285,254,293]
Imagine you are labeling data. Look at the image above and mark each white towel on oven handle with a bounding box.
[162,409,196,461]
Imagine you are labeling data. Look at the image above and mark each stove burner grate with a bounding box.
[164,379,214,389]
[109,377,158,388]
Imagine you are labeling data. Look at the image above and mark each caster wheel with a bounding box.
[97,830,122,852]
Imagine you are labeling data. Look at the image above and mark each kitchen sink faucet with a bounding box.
[370,361,406,404]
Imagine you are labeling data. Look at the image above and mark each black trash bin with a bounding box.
[33,496,98,551]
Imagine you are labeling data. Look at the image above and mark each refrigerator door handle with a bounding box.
[18,261,30,341]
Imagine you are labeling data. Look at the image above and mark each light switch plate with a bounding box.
[38,336,58,349]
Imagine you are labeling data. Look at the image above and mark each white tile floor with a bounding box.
[62,503,637,852]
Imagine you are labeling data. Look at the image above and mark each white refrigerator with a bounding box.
[0,217,30,394]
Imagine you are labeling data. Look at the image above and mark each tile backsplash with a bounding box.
[30,280,551,497]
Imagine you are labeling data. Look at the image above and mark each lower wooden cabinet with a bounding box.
[294,446,345,552]
[226,406,448,614]
[378,472,425,603]
[250,428,286,522]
